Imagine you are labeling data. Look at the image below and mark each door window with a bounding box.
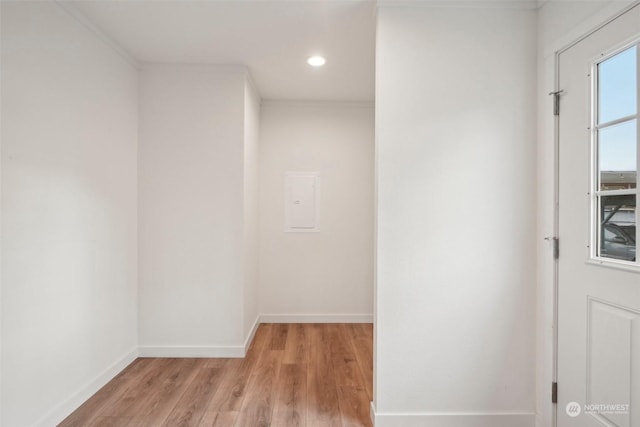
[592,43,639,264]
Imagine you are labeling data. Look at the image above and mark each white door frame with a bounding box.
[549,2,640,426]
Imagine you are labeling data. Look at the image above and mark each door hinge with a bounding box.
[552,382,558,403]
[549,90,564,116]
[545,236,559,259]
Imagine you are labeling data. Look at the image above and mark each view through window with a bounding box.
[594,43,638,263]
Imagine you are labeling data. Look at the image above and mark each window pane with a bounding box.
[598,46,637,124]
[599,194,636,262]
[599,119,636,191]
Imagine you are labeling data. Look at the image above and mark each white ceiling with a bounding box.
[65,0,376,102]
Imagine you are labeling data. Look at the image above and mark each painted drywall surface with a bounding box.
[138,65,247,348]
[259,103,374,318]
[535,2,635,426]
[0,3,4,422]
[1,2,138,425]
[0,1,3,421]
[375,5,536,419]
[243,80,260,338]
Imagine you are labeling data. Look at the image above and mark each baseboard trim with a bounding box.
[244,315,261,355]
[137,314,368,357]
[371,411,536,427]
[33,316,369,425]
[138,345,245,358]
[260,313,373,323]
[34,347,138,427]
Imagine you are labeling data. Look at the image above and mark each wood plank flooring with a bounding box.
[59,323,373,427]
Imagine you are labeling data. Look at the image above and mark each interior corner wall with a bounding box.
[243,80,260,339]
[535,2,636,427]
[138,65,249,355]
[375,6,537,427]
[258,102,374,321]
[1,2,139,426]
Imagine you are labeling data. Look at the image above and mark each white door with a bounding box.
[558,4,640,427]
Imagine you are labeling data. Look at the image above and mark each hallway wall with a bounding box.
[138,65,259,355]
[258,102,374,321]
[1,2,138,425]
[375,4,537,426]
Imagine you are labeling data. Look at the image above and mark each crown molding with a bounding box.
[137,62,249,73]
[244,67,262,101]
[137,63,262,100]
[54,1,139,68]
[261,99,375,108]
[376,0,539,9]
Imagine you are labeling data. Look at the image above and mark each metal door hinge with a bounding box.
[545,236,559,259]
[549,90,564,116]
[552,382,558,403]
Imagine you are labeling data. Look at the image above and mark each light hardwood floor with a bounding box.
[59,323,373,427]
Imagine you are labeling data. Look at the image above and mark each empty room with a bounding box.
[1,1,639,427]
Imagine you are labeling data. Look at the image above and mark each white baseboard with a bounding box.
[34,347,138,427]
[137,314,367,357]
[244,315,261,354]
[138,345,245,358]
[371,401,376,425]
[259,313,373,323]
[136,315,261,358]
[371,411,535,427]
[32,316,369,426]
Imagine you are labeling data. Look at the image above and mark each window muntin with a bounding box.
[592,43,639,265]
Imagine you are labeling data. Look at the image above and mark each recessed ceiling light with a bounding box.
[307,56,326,67]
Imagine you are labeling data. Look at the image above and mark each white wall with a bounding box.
[259,102,374,321]
[243,80,260,337]
[535,2,636,426]
[1,2,139,426]
[1,3,4,422]
[1,0,4,420]
[375,5,537,427]
[138,65,258,355]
